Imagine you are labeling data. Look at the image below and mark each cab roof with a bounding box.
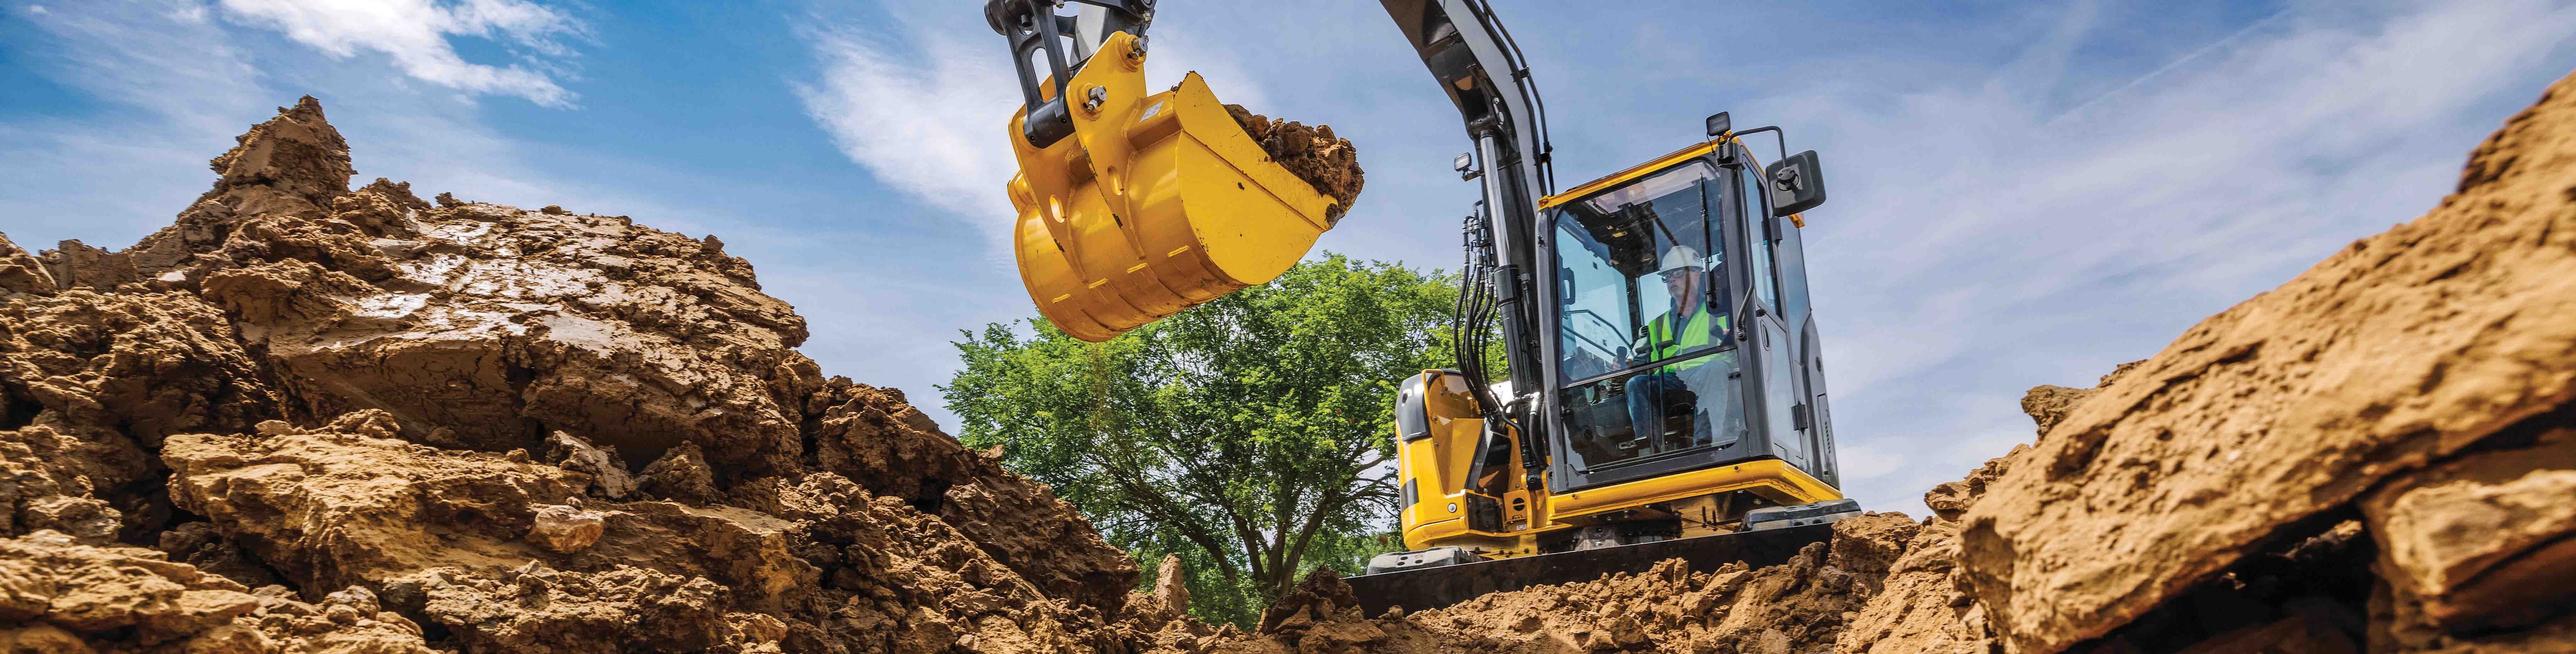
[1539,136,1751,210]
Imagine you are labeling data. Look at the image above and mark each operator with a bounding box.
[1625,245,1741,449]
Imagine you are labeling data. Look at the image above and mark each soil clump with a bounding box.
[1224,104,1364,223]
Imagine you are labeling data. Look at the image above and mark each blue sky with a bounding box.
[6,0,2573,518]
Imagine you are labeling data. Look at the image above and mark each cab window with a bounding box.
[1737,162,1782,313]
[1549,160,1748,472]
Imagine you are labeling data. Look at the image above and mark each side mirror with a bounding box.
[1765,150,1828,216]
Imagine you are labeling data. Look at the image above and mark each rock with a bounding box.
[1827,513,1923,582]
[1921,446,2020,524]
[162,426,590,591]
[1260,569,1360,634]
[805,379,1137,614]
[0,288,278,542]
[1959,69,2576,653]
[0,529,431,651]
[637,441,721,505]
[414,561,730,653]
[155,522,279,589]
[547,431,635,500]
[2364,426,2576,632]
[528,504,607,553]
[0,232,55,296]
[1154,554,1192,616]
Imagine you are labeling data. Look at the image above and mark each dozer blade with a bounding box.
[1004,31,1341,342]
[1343,523,1837,617]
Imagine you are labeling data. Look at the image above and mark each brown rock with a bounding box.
[1922,446,2020,524]
[547,430,635,500]
[0,232,55,297]
[2365,426,2576,632]
[528,504,607,553]
[1959,70,2576,653]
[0,529,430,651]
[1154,554,1192,616]
[805,379,1137,614]
[162,426,589,591]
[0,288,280,542]
[637,441,722,505]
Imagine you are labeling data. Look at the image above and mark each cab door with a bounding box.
[1726,150,1811,472]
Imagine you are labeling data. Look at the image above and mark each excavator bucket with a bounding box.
[1003,31,1342,341]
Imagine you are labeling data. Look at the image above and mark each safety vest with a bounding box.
[1637,306,1728,372]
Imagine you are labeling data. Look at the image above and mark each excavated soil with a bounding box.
[1223,104,1364,223]
[11,65,2576,652]
[1,97,1147,653]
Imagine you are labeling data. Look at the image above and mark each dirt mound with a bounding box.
[1956,68,2576,652]
[1224,104,1364,223]
[1,97,1146,652]
[1174,513,1929,653]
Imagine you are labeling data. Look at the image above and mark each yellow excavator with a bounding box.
[987,0,1859,613]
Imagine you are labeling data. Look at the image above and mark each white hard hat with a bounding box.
[1656,245,1704,276]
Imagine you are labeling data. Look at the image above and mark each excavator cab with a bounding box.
[987,0,1344,341]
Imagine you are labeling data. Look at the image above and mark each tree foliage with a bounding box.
[942,253,1473,626]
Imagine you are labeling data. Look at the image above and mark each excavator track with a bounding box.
[1344,523,1837,617]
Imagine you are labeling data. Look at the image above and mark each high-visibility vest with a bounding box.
[1636,306,1728,373]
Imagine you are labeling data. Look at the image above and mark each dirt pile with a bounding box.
[1156,512,1930,654]
[1952,68,2576,653]
[1224,104,1364,223]
[0,97,1154,652]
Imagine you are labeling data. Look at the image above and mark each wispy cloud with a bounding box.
[793,26,1023,242]
[2,1,269,245]
[214,0,585,107]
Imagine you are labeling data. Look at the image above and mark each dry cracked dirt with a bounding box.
[4,67,2575,652]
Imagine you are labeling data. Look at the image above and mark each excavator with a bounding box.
[986,0,1861,614]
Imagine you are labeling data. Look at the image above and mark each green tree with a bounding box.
[943,253,1471,626]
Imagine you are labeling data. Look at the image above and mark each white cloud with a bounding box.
[214,0,583,107]
[794,28,1023,242]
